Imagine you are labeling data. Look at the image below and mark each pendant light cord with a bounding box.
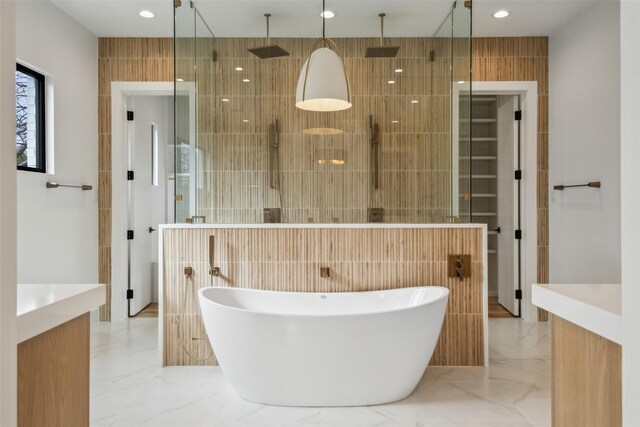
[322,0,326,38]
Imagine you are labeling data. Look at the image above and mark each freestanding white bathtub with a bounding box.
[198,286,449,407]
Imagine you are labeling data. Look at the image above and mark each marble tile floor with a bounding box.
[90,318,550,427]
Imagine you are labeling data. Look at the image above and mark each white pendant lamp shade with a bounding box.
[296,47,352,112]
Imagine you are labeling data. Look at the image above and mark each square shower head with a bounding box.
[248,45,290,59]
[365,46,400,58]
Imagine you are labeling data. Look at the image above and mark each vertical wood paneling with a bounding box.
[472,37,549,322]
[18,314,90,427]
[163,227,484,367]
[97,38,173,321]
[552,316,621,427]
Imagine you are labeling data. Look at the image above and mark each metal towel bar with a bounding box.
[553,181,601,191]
[46,181,93,191]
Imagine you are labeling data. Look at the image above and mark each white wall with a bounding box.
[15,1,98,284]
[0,2,18,424]
[549,2,621,284]
[621,1,640,424]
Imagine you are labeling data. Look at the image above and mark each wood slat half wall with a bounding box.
[163,227,485,367]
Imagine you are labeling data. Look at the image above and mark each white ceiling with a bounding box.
[49,0,599,38]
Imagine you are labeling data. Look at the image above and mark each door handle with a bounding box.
[148,227,157,233]
[494,227,501,234]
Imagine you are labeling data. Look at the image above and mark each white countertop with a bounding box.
[160,223,486,229]
[17,284,106,343]
[532,283,622,345]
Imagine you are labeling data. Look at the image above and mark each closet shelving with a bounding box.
[462,95,499,256]
[468,95,498,255]
[458,94,500,294]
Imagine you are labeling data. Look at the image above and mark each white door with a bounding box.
[127,96,169,316]
[496,95,520,316]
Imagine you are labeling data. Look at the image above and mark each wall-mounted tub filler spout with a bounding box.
[209,235,221,276]
[320,267,331,278]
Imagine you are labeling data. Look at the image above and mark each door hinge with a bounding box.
[126,289,134,300]
[515,289,523,300]
[127,111,134,121]
[127,170,134,180]
[464,0,472,9]
[127,230,134,240]
[515,229,522,240]
[514,170,522,180]
[514,110,522,121]
[174,0,182,7]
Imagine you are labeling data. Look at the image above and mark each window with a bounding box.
[16,64,46,173]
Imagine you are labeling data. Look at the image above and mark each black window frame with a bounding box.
[16,63,46,173]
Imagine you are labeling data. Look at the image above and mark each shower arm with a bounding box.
[265,13,271,45]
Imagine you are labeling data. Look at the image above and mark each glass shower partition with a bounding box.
[172,1,472,225]
[432,1,472,224]
[454,2,473,224]
[173,2,215,223]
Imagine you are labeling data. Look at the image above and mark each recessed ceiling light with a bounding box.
[243,79,250,83]
[321,10,335,18]
[139,10,155,18]
[235,67,243,71]
[243,119,249,123]
[394,69,403,73]
[411,100,419,104]
[222,98,230,102]
[388,80,396,84]
[391,120,399,123]
[176,78,184,82]
[493,10,510,18]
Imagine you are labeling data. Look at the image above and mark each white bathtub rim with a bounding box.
[198,285,449,318]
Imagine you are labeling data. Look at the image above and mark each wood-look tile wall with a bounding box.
[97,37,547,323]
[472,37,549,321]
[163,227,485,367]
[175,37,465,224]
[98,38,173,321]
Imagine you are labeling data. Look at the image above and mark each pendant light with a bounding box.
[295,0,351,112]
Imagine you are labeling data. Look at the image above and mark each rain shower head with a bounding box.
[248,44,290,59]
[366,46,400,58]
[249,14,290,59]
[365,13,399,58]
